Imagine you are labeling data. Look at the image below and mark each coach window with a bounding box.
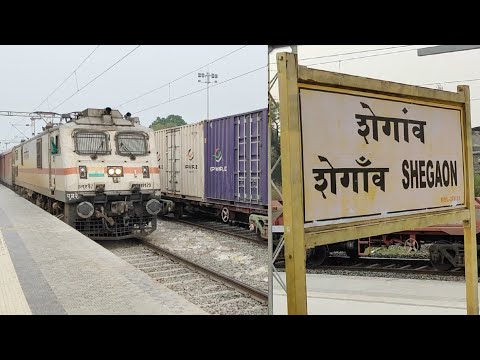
[15,150,18,161]
[21,147,23,166]
[37,138,42,169]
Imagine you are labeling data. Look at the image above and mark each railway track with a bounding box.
[161,215,265,245]
[103,239,267,315]
[275,256,466,277]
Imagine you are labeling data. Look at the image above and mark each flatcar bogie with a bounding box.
[429,240,462,271]
[154,109,268,234]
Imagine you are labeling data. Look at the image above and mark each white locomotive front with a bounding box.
[11,107,164,240]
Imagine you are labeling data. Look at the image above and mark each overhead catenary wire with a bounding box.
[269,45,480,98]
[33,45,101,112]
[9,122,28,138]
[11,45,100,137]
[304,47,480,90]
[268,46,480,122]
[134,64,266,114]
[5,46,251,140]
[302,47,421,67]
[299,45,414,62]
[117,45,249,108]
[51,45,141,111]
[301,47,480,89]
[268,45,418,68]
[0,62,264,146]
[422,77,480,86]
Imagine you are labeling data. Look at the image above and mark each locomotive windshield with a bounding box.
[74,131,110,155]
[116,132,148,156]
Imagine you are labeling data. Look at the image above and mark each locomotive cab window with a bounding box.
[116,132,148,156]
[74,131,110,155]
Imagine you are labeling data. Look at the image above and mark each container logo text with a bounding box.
[210,166,227,172]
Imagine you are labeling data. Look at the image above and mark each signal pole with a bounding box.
[198,72,218,120]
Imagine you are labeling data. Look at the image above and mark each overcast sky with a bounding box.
[269,45,480,126]
[0,45,267,149]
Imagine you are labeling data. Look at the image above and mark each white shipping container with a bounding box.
[154,122,205,201]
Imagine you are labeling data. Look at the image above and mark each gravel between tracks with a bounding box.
[103,241,266,315]
[143,219,268,292]
[303,268,469,282]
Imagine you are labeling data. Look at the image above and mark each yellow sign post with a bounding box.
[277,52,479,315]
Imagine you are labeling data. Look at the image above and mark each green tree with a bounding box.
[149,114,187,130]
[270,99,282,189]
[475,173,480,197]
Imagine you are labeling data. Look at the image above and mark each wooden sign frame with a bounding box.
[277,52,479,315]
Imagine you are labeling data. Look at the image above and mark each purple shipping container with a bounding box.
[204,108,268,209]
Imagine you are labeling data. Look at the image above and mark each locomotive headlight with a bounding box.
[142,166,150,178]
[107,166,123,177]
[79,166,87,179]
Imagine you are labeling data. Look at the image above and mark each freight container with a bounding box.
[154,122,205,201]
[204,108,268,209]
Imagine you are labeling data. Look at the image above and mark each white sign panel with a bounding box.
[300,88,465,223]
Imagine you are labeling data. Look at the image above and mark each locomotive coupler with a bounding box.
[95,206,115,225]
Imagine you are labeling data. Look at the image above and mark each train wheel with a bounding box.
[345,240,359,259]
[255,220,266,241]
[346,249,359,259]
[307,245,329,267]
[305,248,315,263]
[174,206,184,219]
[404,238,421,253]
[430,241,453,271]
[221,207,230,224]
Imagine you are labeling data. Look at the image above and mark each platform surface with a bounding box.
[0,184,207,315]
[273,272,477,315]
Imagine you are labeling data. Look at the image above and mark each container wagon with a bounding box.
[155,108,268,225]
